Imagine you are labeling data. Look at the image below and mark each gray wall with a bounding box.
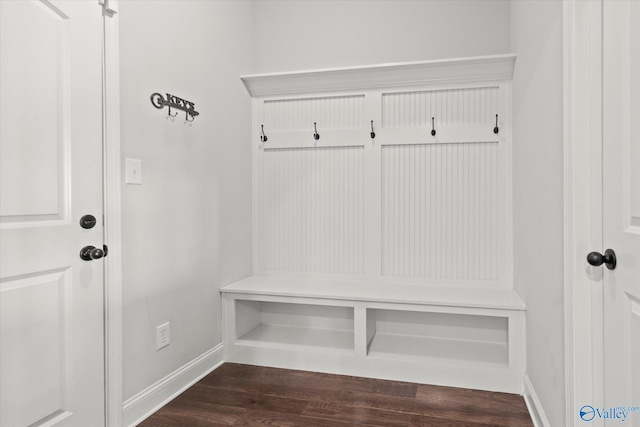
[511,1,565,424]
[119,0,253,401]
[252,0,511,73]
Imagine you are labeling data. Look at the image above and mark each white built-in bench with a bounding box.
[221,276,525,394]
[229,55,524,394]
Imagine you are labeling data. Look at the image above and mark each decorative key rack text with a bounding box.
[150,92,199,122]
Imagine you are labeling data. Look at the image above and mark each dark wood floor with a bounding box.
[139,363,533,427]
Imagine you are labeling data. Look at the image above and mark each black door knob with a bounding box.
[80,245,105,261]
[586,248,617,270]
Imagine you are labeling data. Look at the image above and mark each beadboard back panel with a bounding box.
[381,142,500,280]
[382,87,500,128]
[262,146,365,275]
[263,95,365,132]
[251,65,512,286]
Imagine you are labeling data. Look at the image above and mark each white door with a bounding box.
[602,0,640,424]
[0,1,106,426]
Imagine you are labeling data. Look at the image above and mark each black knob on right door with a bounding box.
[586,248,617,270]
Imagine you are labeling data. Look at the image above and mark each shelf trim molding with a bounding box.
[241,54,517,97]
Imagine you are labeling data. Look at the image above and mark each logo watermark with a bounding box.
[580,405,640,422]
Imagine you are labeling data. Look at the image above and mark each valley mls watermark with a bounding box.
[580,405,640,422]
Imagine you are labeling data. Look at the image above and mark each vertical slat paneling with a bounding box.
[381,142,499,281]
[264,95,365,131]
[263,146,364,274]
[382,87,499,128]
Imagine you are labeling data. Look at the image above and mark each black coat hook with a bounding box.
[494,114,499,134]
[431,117,436,136]
[260,124,268,143]
[370,120,376,139]
[313,122,320,140]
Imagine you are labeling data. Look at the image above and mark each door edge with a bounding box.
[102,2,123,426]
[563,1,605,426]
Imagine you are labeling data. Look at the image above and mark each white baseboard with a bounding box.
[123,343,224,427]
[523,374,551,427]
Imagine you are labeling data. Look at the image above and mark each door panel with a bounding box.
[0,0,70,222]
[603,0,640,419]
[1,269,71,427]
[0,1,105,426]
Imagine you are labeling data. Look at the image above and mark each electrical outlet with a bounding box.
[156,322,170,350]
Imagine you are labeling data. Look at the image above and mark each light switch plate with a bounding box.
[125,158,142,184]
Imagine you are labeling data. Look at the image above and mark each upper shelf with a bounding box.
[240,54,516,97]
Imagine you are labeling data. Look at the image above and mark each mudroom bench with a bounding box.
[228,56,524,393]
[221,276,525,394]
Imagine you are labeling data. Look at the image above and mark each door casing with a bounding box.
[102,1,123,426]
[564,1,605,426]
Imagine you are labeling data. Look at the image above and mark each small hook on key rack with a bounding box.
[493,114,499,134]
[260,124,268,143]
[370,120,376,139]
[431,117,436,136]
[313,122,320,140]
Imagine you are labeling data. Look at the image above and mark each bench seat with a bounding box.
[222,276,525,311]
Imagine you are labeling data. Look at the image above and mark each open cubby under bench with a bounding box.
[221,276,525,394]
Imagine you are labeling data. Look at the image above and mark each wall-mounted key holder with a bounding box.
[150,92,199,123]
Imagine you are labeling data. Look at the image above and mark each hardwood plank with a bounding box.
[138,411,239,427]
[302,401,498,427]
[234,409,359,427]
[138,387,246,427]
[196,371,324,402]
[205,363,320,388]
[314,371,417,398]
[415,384,533,426]
[186,384,310,416]
[303,401,420,426]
